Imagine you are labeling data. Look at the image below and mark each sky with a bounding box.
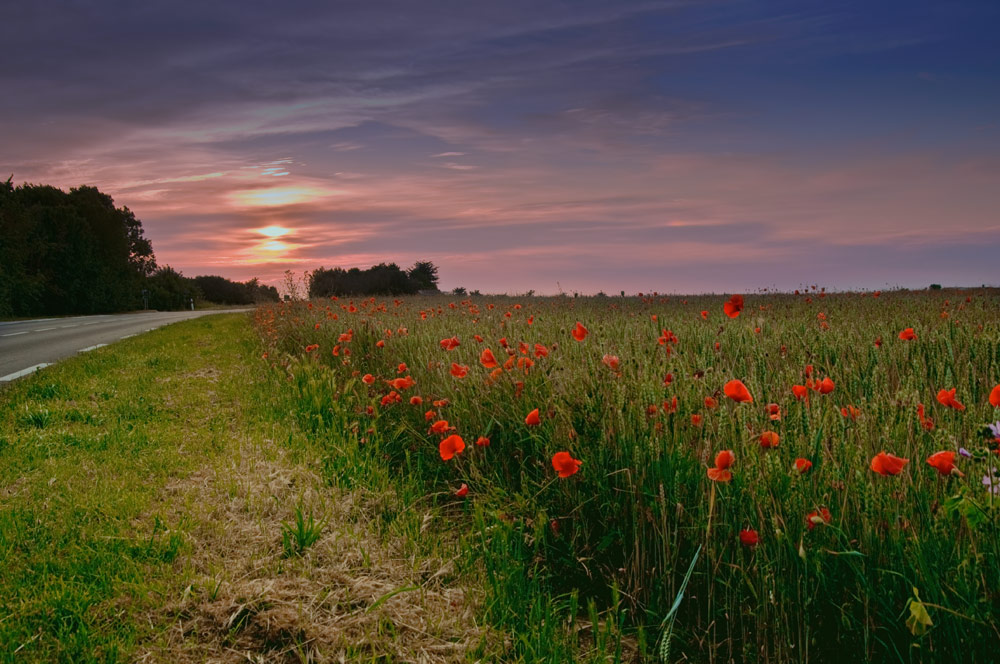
[3,0,999,294]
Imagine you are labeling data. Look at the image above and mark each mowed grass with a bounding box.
[257,289,1000,663]
[0,315,257,661]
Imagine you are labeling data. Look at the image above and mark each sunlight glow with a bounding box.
[256,225,291,238]
[229,186,332,207]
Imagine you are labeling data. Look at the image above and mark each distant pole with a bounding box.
[190,297,194,311]
[142,288,149,310]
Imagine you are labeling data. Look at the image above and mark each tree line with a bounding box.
[0,179,277,317]
[307,261,439,297]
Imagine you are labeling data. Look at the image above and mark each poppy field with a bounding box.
[254,288,1000,662]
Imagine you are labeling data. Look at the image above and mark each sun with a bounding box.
[256,225,290,238]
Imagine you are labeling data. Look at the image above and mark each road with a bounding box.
[0,309,252,382]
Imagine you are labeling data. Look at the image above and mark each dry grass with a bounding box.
[135,436,494,663]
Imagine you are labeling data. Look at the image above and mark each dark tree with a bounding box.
[408,261,440,291]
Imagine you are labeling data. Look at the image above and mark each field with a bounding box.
[256,288,1000,663]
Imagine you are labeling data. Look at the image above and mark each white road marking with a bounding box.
[1,331,28,337]
[34,327,57,332]
[59,324,80,329]
[120,334,136,339]
[79,344,107,352]
[81,321,102,326]
[0,363,52,382]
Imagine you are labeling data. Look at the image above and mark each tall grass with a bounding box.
[255,290,1000,662]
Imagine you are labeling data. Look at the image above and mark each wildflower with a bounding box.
[552,451,582,478]
[691,413,703,426]
[990,384,1000,408]
[534,344,549,358]
[936,388,966,411]
[571,322,588,341]
[663,396,678,413]
[375,340,385,348]
[792,385,808,401]
[455,483,469,498]
[397,363,407,373]
[601,354,621,371]
[898,328,917,341]
[480,348,498,369]
[724,379,754,403]
[916,403,934,431]
[926,451,964,477]
[450,363,469,378]
[430,420,450,435]
[707,450,734,482]
[983,469,1000,496]
[473,334,484,343]
[700,310,709,319]
[305,344,319,353]
[409,396,423,406]
[663,373,674,386]
[424,410,436,421]
[794,458,812,474]
[362,373,375,385]
[440,336,460,351]
[841,405,860,420]
[759,431,780,449]
[439,434,465,460]
[818,377,835,394]
[388,376,416,390]
[766,403,781,420]
[723,294,744,318]
[474,436,490,447]
[806,507,832,530]
[739,529,760,547]
[871,451,908,476]
[525,408,541,427]
[704,396,718,409]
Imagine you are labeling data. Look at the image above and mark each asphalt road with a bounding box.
[0,309,251,382]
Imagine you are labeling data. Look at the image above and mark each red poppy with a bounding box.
[517,357,534,372]
[601,354,621,371]
[724,379,754,403]
[571,322,588,341]
[455,483,469,497]
[806,507,832,530]
[450,363,469,378]
[691,413,703,426]
[397,363,407,373]
[439,434,465,460]
[766,403,781,420]
[440,336,460,351]
[936,388,966,411]
[990,384,1000,407]
[663,372,674,386]
[874,336,883,348]
[739,529,759,547]
[794,458,812,474]
[926,451,963,477]
[525,408,541,426]
[707,449,734,482]
[380,391,401,406]
[898,328,917,341]
[870,451,908,476]
[409,396,423,406]
[474,436,490,447]
[840,405,860,420]
[499,337,509,349]
[552,451,582,478]
[425,410,436,421]
[792,385,808,401]
[473,334,484,343]
[759,431,780,449]
[723,294,744,318]
[388,376,416,390]
[700,310,709,319]
[305,344,319,353]
[430,419,450,435]
[663,396,678,413]
[338,330,354,343]
[704,396,718,409]
[375,340,385,348]
[534,344,549,358]
[362,373,375,385]
[817,377,835,394]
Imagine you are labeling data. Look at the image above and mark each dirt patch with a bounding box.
[136,439,492,663]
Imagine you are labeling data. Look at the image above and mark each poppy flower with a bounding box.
[926,451,964,477]
[724,379,754,403]
[338,330,354,343]
[518,341,530,355]
[840,405,860,420]
[430,419,450,435]
[916,403,934,431]
[806,507,832,530]
[474,436,490,447]
[898,328,917,341]
[794,458,812,474]
[525,408,541,426]
[380,391,401,406]
[424,410,436,421]
[552,451,582,478]
[571,322,588,341]
[663,372,674,386]
[433,399,449,408]
[534,344,549,358]
[739,529,759,547]
[936,388,966,411]
[871,451,908,476]
[704,396,718,409]
[305,344,319,353]
[455,483,469,497]
[450,363,468,378]
[375,340,385,348]
[440,336,460,351]
[991,384,1000,408]
[474,334,484,343]
[723,294,744,318]
[602,354,621,371]
[792,385,808,401]
[388,376,416,390]
[707,449,734,482]
[498,337,509,349]
[700,310,708,319]
[690,413,703,426]
[766,403,781,420]
[874,336,883,348]
[362,373,375,385]
[439,434,465,460]
[517,357,534,372]
[663,396,678,413]
[409,396,423,406]
[759,431,780,449]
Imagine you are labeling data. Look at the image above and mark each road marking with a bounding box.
[0,363,52,382]
[81,321,102,326]
[120,334,136,339]
[59,324,80,329]
[34,327,57,332]
[80,344,107,352]
[1,331,28,337]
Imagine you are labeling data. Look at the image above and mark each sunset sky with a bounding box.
[3,1,999,294]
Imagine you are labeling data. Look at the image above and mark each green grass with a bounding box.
[0,314,259,662]
[256,289,1000,663]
